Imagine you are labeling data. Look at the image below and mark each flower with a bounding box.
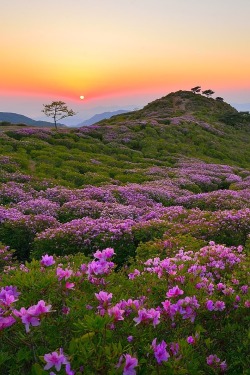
[152,338,170,364]
[205,300,214,311]
[123,354,138,375]
[187,336,195,344]
[44,348,69,372]
[0,316,16,330]
[166,285,184,298]
[41,254,55,267]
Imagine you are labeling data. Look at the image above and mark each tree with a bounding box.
[42,101,76,130]
[202,89,215,98]
[191,86,201,94]
[215,97,224,102]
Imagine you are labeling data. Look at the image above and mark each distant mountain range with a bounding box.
[76,110,130,127]
[0,112,65,127]
[0,110,131,128]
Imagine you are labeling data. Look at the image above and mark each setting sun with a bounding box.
[80,95,84,100]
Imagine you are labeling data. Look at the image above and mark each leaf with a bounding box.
[31,363,47,375]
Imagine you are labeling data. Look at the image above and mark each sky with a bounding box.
[1,0,250,124]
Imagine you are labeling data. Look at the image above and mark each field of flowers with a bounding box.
[0,92,250,374]
[1,150,250,374]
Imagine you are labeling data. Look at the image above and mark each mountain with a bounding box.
[0,112,65,127]
[76,110,130,127]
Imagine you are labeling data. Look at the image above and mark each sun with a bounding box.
[80,95,84,100]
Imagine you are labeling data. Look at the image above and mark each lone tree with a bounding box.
[191,86,201,94]
[202,89,215,98]
[42,101,76,130]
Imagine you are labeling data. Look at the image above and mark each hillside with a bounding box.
[0,112,65,127]
[0,90,250,374]
[0,91,249,188]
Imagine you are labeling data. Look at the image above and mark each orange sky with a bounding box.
[1,0,250,121]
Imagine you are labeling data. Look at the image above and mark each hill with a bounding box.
[76,109,130,127]
[0,90,250,373]
[0,90,249,188]
[0,112,65,127]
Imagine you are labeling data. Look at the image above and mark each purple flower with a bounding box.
[123,354,138,375]
[206,354,227,372]
[187,336,195,344]
[207,354,220,366]
[205,300,214,311]
[41,254,55,267]
[152,338,170,364]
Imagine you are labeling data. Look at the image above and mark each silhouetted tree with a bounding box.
[215,97,224,102]
[202,89,215,98]
[42,101,76,130]
[191,86,201,94]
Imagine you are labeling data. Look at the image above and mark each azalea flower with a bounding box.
[166,285,184,298]
[41,254,55,267]
[152,338,170,364]
[44,348,69,372]
[123,354,138,375]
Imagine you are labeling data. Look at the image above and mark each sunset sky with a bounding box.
[1,0,250,124]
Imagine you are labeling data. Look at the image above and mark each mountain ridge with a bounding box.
[0,112,65,127]
[76,109,130,127]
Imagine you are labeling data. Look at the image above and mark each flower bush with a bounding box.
[0,244,249,374]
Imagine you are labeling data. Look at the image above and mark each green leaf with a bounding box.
[31,363,47,375]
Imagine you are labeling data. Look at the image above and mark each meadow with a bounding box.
[0,91,250,374]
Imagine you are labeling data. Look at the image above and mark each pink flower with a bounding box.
[152,338,170,364]
[133,308,160,327]
[128,269,141,279]
[166,286,184,298]
[93,248,115,260]
[13,307,40,333]
[245,300,250,308]
[44,348,69,372]
[56,267,73,281]
[0,316,16,330]
[214,301,225,311]
[41,254,55,267]
[65,282,75,290]
[123,354,138,375]
[29,300,52,315]
[108,306,125,321]
[43,349,69,371]
[95,291,113,305]
[13,300,51,332]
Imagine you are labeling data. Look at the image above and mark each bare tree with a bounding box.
[42,101,76,130]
